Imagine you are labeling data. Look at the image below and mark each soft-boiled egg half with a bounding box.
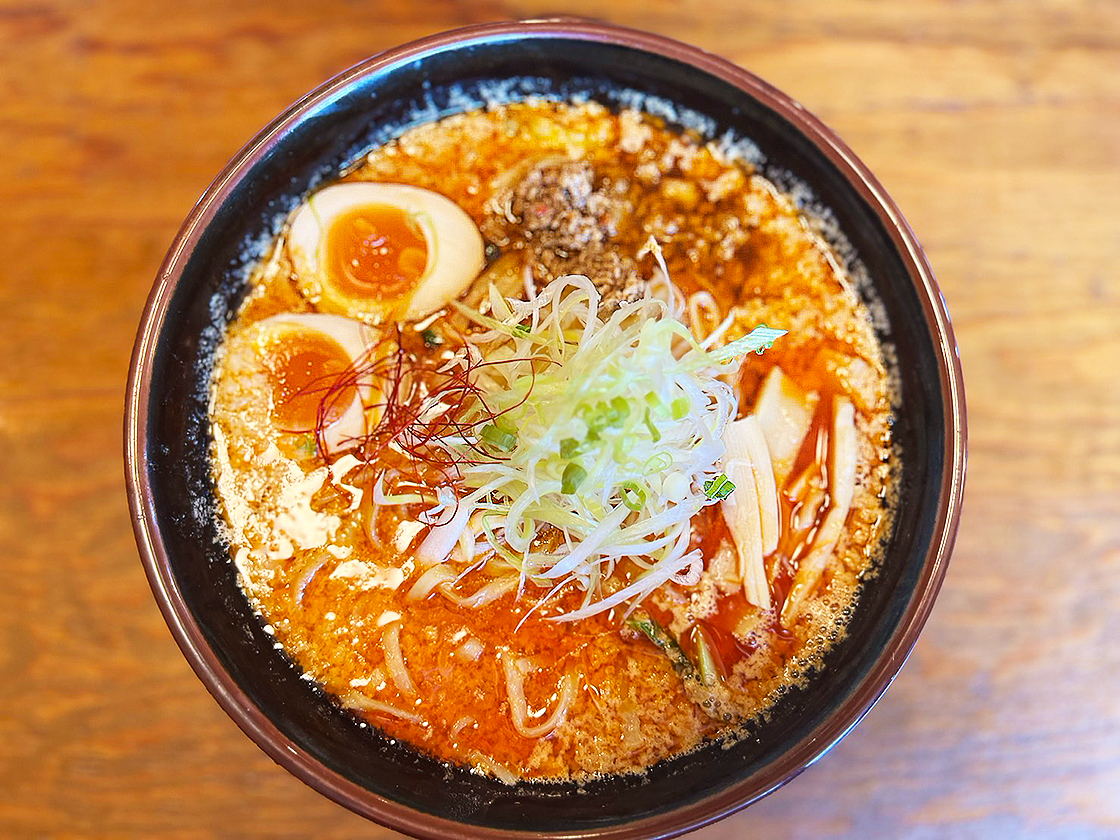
[248,313,381,454]
[287,182,485,322]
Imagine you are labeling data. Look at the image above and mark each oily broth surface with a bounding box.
[209,100,895,780]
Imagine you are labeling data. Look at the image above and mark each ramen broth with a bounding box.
[209,100,895,780]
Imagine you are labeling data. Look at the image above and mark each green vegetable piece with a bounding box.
[581,403,603,438]
[709,324,788,362]
[420,327,442,348]
[559,437,580,459]
[480,423,517,452]
[513,323,530,337]
[620,480,647,511]
[693,629,721,687]
[626,612,695,677]
[561,462,588,494]
[671,396,689,420]
[582,397,632,440]
[642,452,673,474]
[703,473,736,500]
[293,434,317,458]
[642,407,662,442]
[609,395,631,420]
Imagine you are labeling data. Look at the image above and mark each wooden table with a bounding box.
[3,1,1118,836]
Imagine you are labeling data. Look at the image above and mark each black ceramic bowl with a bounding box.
[125,19,965,839]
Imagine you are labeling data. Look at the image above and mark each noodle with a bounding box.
[455,638,484,662]
[341,692,423,725]
[468,751,519,785]
[406,564,456,601]
[437,576,518,608]
[502,654,576,739]
[381,623,417,698]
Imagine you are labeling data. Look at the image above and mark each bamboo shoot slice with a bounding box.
[719,456,766,608]
[720,415,781,610]
[752,367,819,488]
[741,416,781,555]
[780,396,858,627]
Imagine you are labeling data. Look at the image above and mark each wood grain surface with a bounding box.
[2,0,1118,837]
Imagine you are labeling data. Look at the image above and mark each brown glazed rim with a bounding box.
[125,18,966,840]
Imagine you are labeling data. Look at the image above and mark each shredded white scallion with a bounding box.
[386,273,784,621]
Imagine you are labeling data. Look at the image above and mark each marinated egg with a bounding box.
[287,182,485,322]
[246,313,381,454]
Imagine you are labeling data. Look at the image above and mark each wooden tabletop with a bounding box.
[3,1,1118,837]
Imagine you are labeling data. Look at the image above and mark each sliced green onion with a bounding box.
[703,473,736,500]
[561,462,587,494]
[642,407,662,442]
[559,437,580,459]
[620,480,647,511]
[480,424,517,452]
[609,395,631,420]
[671,396,689,420]
[583,399,629,439]
[581,403,603,438]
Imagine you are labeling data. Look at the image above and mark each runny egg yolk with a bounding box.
[264,331,358,433]
[325,204,428,301]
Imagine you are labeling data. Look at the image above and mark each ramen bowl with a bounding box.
[125,19,965,839]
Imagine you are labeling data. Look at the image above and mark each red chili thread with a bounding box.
[296,325,550,497]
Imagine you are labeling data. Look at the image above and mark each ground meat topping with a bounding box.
[486,159,646,309]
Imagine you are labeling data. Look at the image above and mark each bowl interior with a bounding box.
[131,24,958,838]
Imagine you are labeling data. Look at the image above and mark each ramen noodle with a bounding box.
[209,99,895,781]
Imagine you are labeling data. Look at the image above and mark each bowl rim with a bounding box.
[125,17,966,839]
